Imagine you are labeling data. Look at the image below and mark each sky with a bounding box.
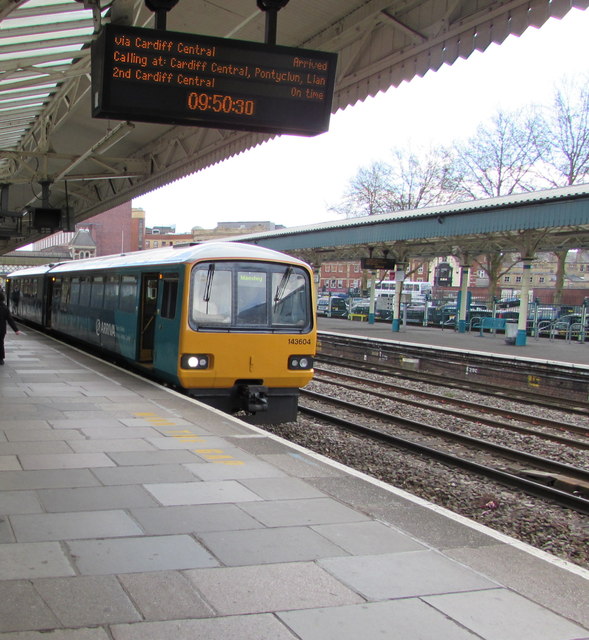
[134,7,589,232]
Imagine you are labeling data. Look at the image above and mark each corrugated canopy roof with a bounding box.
[231,183,589,261]
[1,0,588,253]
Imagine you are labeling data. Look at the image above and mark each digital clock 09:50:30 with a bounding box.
[187,92,256,116]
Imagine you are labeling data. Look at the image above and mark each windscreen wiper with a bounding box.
[274,266,292,305]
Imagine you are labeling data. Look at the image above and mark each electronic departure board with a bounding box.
[91,24,338,136]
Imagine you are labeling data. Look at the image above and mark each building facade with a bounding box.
[30,202,134,257]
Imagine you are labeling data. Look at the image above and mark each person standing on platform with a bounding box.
[0,290,21,365]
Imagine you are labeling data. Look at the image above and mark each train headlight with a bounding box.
[288,355,314,370]
[181,354,210,369]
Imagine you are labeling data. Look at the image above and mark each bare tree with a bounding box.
[535,75,589,187]
[386,146,461,210]
[453,109,543,199]
[332,161,393,218]
[473,252,520,305]
[334,146,460,219]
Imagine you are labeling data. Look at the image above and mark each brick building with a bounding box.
[31,202,134,257]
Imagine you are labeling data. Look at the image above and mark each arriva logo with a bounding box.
[96,319,116,337]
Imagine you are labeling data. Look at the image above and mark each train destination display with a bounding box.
[91,24,338,136]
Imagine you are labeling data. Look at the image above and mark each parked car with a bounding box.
[317,297,349,318]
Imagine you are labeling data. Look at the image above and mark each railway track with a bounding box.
[317,332,589,416]
[298,389,589,514]
[313,367,589,446]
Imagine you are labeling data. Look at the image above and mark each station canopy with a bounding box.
[0,0,587,253]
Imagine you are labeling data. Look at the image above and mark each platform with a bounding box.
[318,317,589,367]
[0,329,588,639]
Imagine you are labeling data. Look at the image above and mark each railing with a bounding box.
[547,321,587,343]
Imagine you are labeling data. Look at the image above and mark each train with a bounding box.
[6,241,317,423]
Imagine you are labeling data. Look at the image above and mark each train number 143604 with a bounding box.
[288,338,312,345]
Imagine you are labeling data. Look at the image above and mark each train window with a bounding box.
[120,275,138,312]
[79,277,91,307]
[236,270,267,325]
[90,277,104,308]
[189,261,310,330]
[104,276,120,310]
[191,265,232,325]
[60,278,71,311]
[272,269,308,326]
[70,278,80,305]
[161,275,178,319]
[52,279,62,313]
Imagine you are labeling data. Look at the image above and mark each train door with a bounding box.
[139,272,159,362]
[45,276,56,329]
[152,272,182,379]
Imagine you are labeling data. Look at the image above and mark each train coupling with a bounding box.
[240,384,269,413]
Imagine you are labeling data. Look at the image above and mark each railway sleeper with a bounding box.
[519,470,589,497]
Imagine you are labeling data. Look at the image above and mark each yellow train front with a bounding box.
[173,243,316,423]
[8,242,316,424]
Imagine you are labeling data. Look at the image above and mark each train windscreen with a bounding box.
[190,261,311,331]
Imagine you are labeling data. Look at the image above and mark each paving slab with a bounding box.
[33,576,142,627]
[239,476,328,500]
[184,455,288,480]
[110,614,298,640]
[258,452,345,477]
[106,450,200,465]
[0,468,101,490]
[37,485,159,512]
[67,438,158,453]
[0,517,14,542]
[117,571,215,620]
[80,427,161,439]
[238,496,370,527]
[184,562,364,615]
[91,463,197,485]
[0,490,43,514]
[0,581,60,633]
[67,534,219,574]
[0,455,20,470]
[423,588,589,640]
[143,480,262,505]
[319,550,497,599]
[199,525,348,566]
[3,428,84,441]
[0,631,110,640]
[130,503,263,534]
[0,542,75,579]
[10,510,144,542]
[0,441,74,455]
[146,435,230,450]
[18,452,115,470]
[278,599,482,640]
[311,520,427,555]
